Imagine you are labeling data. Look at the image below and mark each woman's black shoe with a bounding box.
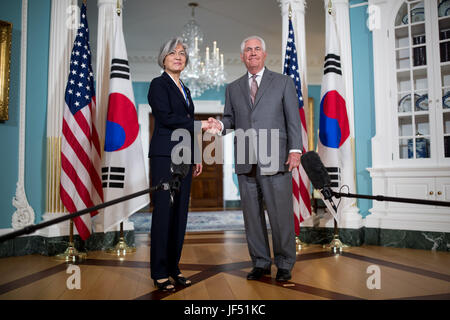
[153,279,175,291]
[172,274,192,287]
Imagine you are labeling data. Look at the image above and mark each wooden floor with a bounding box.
[0,231,449,300]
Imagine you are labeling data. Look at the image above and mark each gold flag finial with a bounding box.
[288,3,292,19]
[328,0,333,15]
[116,0,121,16]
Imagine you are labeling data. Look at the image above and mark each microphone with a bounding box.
[300,151,334,201]
[167,163,191,205]
[170,163,191,180]
[169,163,190,192]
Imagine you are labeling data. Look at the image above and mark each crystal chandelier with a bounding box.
[181,2,226,98]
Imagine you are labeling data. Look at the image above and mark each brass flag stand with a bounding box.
[55,220,87,263]
[106,222,136,256]
[296,236,308,253]
[323,219,349,254]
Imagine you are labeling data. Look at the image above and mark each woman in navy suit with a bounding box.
[147,37,207,291]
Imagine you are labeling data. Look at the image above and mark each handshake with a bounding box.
[201,117,222,135]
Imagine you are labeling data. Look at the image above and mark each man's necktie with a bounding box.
[250,74,258,105]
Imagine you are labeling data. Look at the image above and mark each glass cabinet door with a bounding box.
[394,1,432,160]
[436,0,450,159]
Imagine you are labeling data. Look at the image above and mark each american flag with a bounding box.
[60,3,103,240]
[283,16,311,235]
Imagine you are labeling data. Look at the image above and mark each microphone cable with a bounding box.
[336,185,350,210]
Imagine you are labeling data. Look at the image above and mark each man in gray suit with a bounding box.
[208,36,302,282]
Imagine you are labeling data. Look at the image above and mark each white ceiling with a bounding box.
[86,0,326,84]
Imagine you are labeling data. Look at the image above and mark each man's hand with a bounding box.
[285,152,301,172]
[201,118,222,134]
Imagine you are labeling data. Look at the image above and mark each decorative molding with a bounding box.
[12,182,35,229]
[98,0,117,5]
[365,211,450,233]
[0,229,136,257]
[349,2,369,9]
[12,0,35,229]
[331,0,350,4]
[127,55,283,67]
[278,0,306,17]
[368,166,450,177]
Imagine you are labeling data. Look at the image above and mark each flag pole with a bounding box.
[321,0,349,254]
[104,0,136,257]
[55,219,87,263]
[287,2,308,253]
[106,221,136,256]
[116,0,121,16]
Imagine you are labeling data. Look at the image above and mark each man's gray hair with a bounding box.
[157,37,189,69]
[240,36,266,53]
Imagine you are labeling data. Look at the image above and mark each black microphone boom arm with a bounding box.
[0,182,170,243]
[0,162,192,244]
[300,151,450,209]
[332,191,450,207]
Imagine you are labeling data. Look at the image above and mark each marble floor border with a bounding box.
[341,252,450,282]
[224,269,363,300]
[1,247,449,300]
[0,251,332,298]
[0,263,67,295]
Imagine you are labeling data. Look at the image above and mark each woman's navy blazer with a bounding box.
[147,71,195,158]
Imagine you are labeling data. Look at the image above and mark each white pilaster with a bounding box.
[42,0,78,236]
[280,0,289,63]
[46,0,77,139]
[11,0,35,230]
[368,0,391,168]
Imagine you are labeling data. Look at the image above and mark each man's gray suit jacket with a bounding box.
[221,68,303,175]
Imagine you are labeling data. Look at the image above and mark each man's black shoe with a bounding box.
[247,267,271,280]
[275,269,292,282]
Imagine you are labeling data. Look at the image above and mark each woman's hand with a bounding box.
[201,119,222,134]
[193,163,203,177]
